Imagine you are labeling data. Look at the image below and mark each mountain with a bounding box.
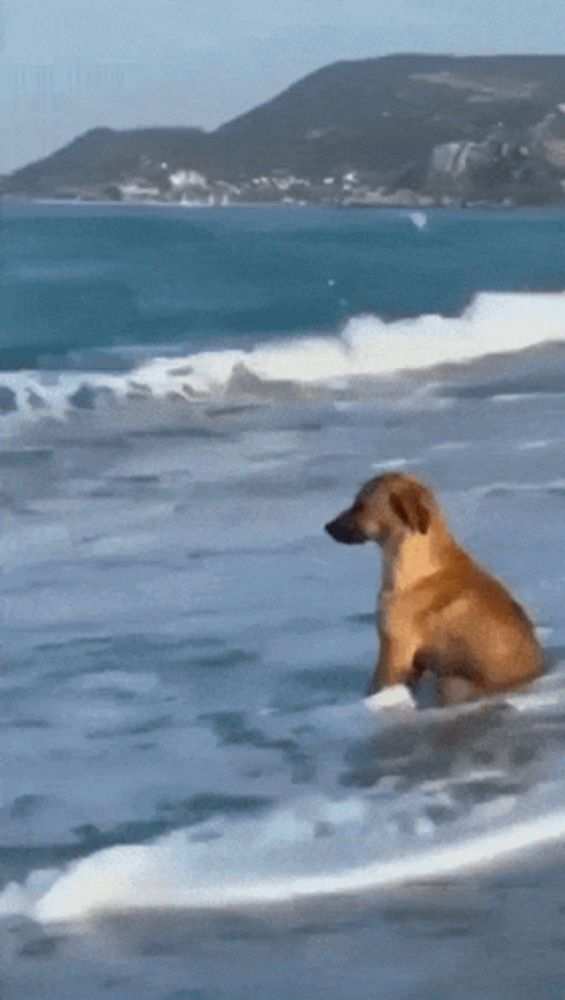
[5,54,565,206]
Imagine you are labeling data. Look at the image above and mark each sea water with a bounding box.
[2,204,565,999]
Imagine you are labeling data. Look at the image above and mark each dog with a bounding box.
[325,472,543,705]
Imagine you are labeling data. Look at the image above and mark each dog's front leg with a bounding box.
[367,631,419,696]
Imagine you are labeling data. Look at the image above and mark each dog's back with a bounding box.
[412,544,542,694]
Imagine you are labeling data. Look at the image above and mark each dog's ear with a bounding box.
[389,484,430,534]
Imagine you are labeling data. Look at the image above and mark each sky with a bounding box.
[2,0,565,174]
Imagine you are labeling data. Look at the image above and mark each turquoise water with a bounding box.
[3,204,565,369]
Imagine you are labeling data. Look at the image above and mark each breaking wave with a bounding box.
[2,290,565,428]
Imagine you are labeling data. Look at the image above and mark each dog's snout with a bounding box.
[324,519,340,539]
[325,514,365,545]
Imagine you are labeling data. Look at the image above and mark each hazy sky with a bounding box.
[2,0,565,173]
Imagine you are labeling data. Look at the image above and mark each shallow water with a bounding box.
[7,851,565,1000]
[2,205,565,997]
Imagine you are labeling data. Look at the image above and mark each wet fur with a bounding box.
[325,473,543,706]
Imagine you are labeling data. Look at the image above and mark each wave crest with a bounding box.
[2,291,565,427]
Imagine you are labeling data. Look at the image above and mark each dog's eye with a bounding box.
[354,501,365,514]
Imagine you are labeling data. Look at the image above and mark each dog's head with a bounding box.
[325,473,434,546]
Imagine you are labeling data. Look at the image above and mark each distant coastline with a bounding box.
[4,54,565,207]
[2,196,558,213]
[3,196,549,212]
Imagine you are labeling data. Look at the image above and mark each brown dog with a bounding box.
[325,472,543,705]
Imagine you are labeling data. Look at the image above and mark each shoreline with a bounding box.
[4,843,565,1000]
[3,196,565,213]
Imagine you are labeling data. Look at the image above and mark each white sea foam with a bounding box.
[3,805,565,924]
[409,211,429,231]
[2,290,565,426]
[364,685,416,712]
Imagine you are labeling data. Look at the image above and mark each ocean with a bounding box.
[2,203,565,999]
